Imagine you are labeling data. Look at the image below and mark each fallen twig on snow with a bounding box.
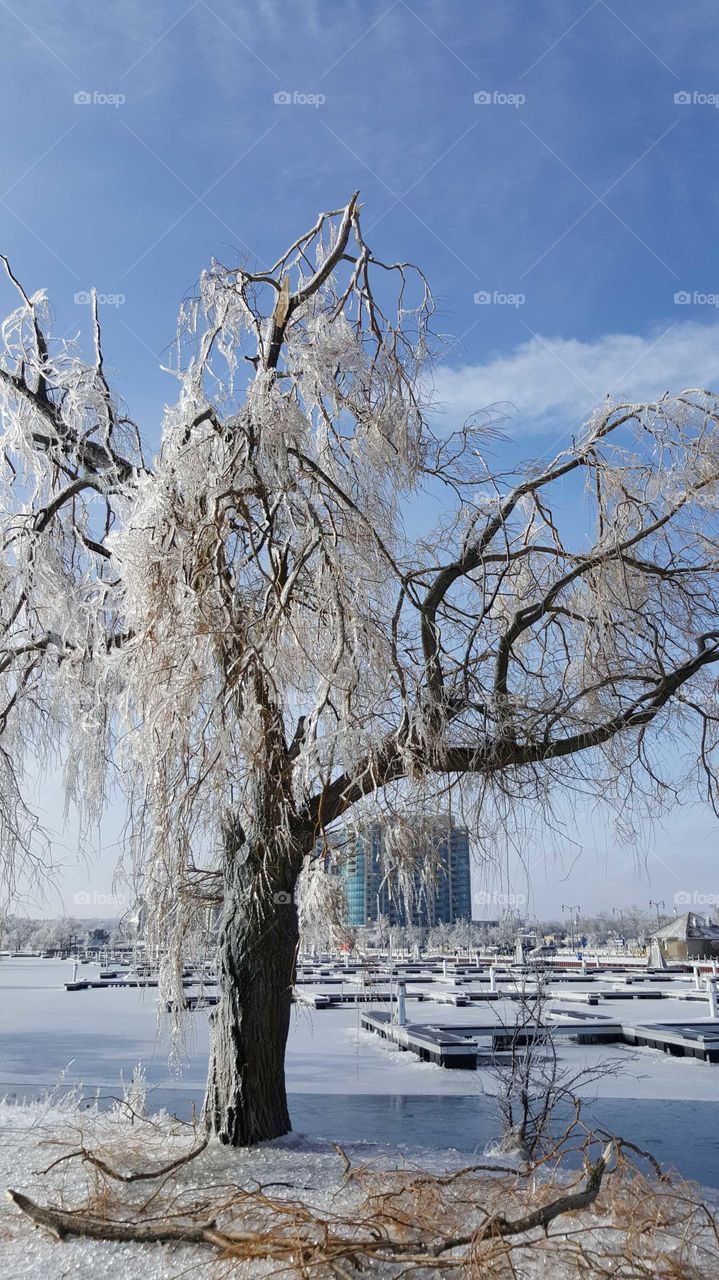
[35,1135,209,1183]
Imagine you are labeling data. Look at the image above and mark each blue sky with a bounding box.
[3,0,719,918]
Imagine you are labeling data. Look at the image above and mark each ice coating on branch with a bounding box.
[1,204,719,1008]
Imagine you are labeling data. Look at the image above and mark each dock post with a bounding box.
[397,979,407,1026]
[708,978,719,1019]
[694,964,703,990]
[489,965,496,992]
[72,961,78,982]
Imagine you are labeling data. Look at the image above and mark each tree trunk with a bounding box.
[204,826,300,1146]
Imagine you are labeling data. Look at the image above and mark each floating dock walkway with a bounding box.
[362,1007,719,1068]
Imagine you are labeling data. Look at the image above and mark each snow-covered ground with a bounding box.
[1,1094,717,1280]
[0,1097,408,1279]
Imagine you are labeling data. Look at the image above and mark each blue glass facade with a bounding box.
[332,823,472,927]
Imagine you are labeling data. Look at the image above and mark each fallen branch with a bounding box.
[6,1141,616,1267]
[7,1190,221,1246]
[594,1127,671,1183]
[7,1190,311,1260]
[481,1141,615,1241]
[7,1189,429,1269]
[36,1135,209,1183]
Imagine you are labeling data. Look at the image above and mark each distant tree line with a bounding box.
[0,915,135,954]
[1,903,664,959]
[305,906,660,955]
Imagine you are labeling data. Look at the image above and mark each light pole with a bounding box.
[612,906,625,942]
[649,899,666,927]
[562,904,580,951]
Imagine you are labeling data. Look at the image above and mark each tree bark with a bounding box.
[204,819,300,1146]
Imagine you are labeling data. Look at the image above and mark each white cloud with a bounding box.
[431,321,719,434]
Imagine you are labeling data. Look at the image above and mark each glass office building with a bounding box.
[331,821,472,927]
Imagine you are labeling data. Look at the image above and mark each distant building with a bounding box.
[329,821,472,927]
[651,912,719,961]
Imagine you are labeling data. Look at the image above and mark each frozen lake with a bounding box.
[1,958,718,1185]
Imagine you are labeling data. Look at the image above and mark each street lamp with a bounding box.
[562,903,581,951]
[649,899,666,927]
[611,906,625,942]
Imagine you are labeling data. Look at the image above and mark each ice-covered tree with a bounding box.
[3,196,719,1144]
